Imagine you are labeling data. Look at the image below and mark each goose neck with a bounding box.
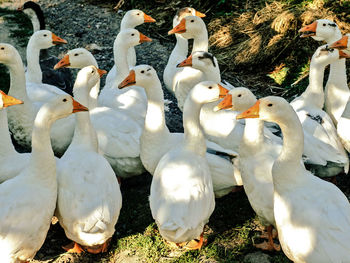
[328,58,347,87]
[183,96,206,155]
[0,109,16,156]
[302,59,326,108]
[192,29,209,53]
[143,79,167,134]
[199,64,221,83]
[7,55,30,101]
[30,108,57,180]
[72,82,98,151]
[241,118,265,149]
[26,39,42,83]
[325,30,343,45]
[276,112,304,166]
[114,42,130,84]
[174,34,189,57]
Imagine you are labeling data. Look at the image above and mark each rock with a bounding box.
[243,252,271,263]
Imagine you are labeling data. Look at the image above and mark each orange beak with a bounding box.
[339,50,350,59]
[72,98,89,113]
[236,100,260,119]
[177,55,192,67]
[97,68,107,78]
[118,70,136,89]
[214,94,232,112]
[52,33,67,45]
[139,33,152,43]
[0,90,23,107]
[218,84,229,98]
[54,54,70,69]
[330,35,349,50]
[168,18,186,35]
[195,10,206,18]
[299,21,317,38]
[143,13,156,23]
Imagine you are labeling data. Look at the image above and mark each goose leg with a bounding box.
[254,226,280,251]
[84,238,111,254]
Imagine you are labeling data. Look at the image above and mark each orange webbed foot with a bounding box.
[62,242,84,253]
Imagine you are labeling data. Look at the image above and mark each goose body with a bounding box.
[105,9,155,86]
[55,48,145,178]
[240,96,350,262]
[0,94,87,263]
[119,65,242,198]
[56,66,122,251]
[0,43,75,155]
[149,81,217,244]
[289,45,348,177]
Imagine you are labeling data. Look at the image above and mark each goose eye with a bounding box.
[137,13,140,15]
[0,47,4,50]
[267,103,273,107]
[238,94,242,97]
[141,70,145,74]
[323,23,326,26]
[131,33,135,36]
[74,53,79,56]
[191,19,194,23]
[63,98,67,102]
[43,34,47,37]
[91,70,95,74]
[208,86,212,89]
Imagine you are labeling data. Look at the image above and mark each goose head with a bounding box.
[312,44,350,67]
[299,19,341,42]
[173,7,205,26]
[330,34,350,52]
[214,87,257,112]
[177,51,218,70]
[237,96,293,124]
[168,16,206,39]
[29,30,67,50]
[121,9,156,28]
[41,95,88,122]
[54,48,95,69]
[0,90,23,109]
[189,81,229,105]
[0,43,21,65]
[118,64,158,90]
[115,28,152,49]
[73,65,106,94]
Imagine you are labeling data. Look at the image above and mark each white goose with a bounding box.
[290,45,348,178]
[98,29,152,126]
[0,91,28,183]
[0,43,75,155]
[105,9,155,86]
[177,51,281,152]
[299,19,348,125]
[55,49,144,178]
[0,95,87,263]
[163,7,205,91]
[239,96,350,263]
[119,65,242,198]
[215,88,282,251]
[167,16,209,110]
[149,81,218,249]
[25,30,69,103]
[56,66,122,254]
[19,2,73,94]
